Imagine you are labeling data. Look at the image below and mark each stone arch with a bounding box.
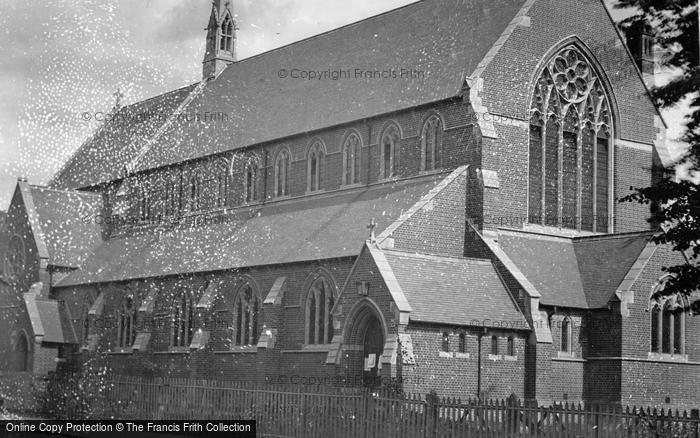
[342,298,388,387]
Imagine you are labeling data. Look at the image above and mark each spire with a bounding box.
[203,0,237,79]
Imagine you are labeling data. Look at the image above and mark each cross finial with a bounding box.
[113,88,124,109]
[367,218,377,243]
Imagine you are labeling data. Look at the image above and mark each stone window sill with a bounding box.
[504,355,517,361]
[213,346,257,354]
[455,352,470,359]
[154,347,190,355]
[302,344,333,353]
[438,351,453,358]
[488,354,502,361]
[418,169,443,177]
[647,352,688,362]
[557,351,577,359]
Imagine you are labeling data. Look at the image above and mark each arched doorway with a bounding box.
[362,314,384,388]
[344,300,386,389]
[13,332,30,372]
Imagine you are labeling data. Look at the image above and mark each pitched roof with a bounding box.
[129,0,525,171]
[497,229,652,309]
[57,172,451,287]
[50,84,198,189]
[28,186,104,268]
[382,249,528,329]
[34,299,78,344]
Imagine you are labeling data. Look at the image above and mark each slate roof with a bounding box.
[382,250,528,329]
[497,229,652,309]
[45,0,524,183]
[50,84,198,189]
[136,0,525,172]
[57,173,449,287]
[29,186,104,268]
[34,299,77,344]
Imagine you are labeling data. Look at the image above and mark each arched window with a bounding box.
[342,133,361,185]
[528,46,612,232]
[507,336,515,356]
[216,159,230,208]
[244,159,258,203]
[275,148,291,197]
[307,141,324,192]
[81,293,95,344]
[231,283,261,347]
[188,176,200,212]
[3,235,25,282]
[172,291,194,348]
[380,124,400,179]
[117,297,137,348]
[164,179,174,216]
[421,115,442,171]
[560,317,572,353]
[220,14,234,53]
[441,332,450,352]
[650,294,686,355]
[305,275,335,345]
[137,181,150,222]
[458,333,466,353]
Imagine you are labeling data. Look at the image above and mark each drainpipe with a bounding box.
[477,332,482,401]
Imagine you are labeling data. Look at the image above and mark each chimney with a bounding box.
[202,0,237,79]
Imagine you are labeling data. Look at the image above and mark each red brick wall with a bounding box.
[390,172,468,258]
[401,324,527,400]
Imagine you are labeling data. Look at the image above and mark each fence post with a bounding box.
[425,390,439,438]
[691,409,699,438]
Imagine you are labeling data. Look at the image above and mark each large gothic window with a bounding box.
[275,148,291,197]
[421,115,443,171]
[172,291,194,348]
[220,14,234,53]
[231,283,261,347]
[305,275,335,345]
[529,47,612,232]
[342,132,361,185]
[380,124,400,179]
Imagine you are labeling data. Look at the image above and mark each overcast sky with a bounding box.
[0,0,690,209]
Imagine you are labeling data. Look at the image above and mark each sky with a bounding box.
[0,0,692,209]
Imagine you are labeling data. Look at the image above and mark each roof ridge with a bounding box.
[383,249,492,264]
[29,184,102,198]
[120,83,199,110]
[571,230,654,242]
[216,0,426,72]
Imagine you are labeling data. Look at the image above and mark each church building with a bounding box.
[1,0,698,408]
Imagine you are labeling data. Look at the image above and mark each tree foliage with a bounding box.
[615,0,699,310]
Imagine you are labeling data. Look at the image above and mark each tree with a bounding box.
[616,0,699,312]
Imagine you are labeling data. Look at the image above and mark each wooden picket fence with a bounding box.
[17,373,700,437]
